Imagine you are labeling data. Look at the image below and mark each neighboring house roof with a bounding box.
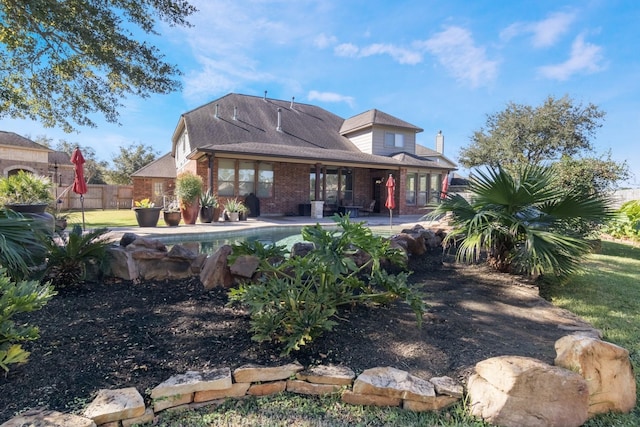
[340,109,423,135]
[175,93,456,172]
[0,131,51,151]
[132,153,176,178]
[48,151,72,166]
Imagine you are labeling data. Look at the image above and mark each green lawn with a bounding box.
[141,240,640,427]
[61,209,138,228]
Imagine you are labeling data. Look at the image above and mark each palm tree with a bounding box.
[432,165,612,278]
[0,208,48,280]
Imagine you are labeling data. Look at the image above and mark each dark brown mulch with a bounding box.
[0,254,593,422]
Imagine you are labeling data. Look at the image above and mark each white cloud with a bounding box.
[418,26,499,88]
[314,33,337,49]
[307,90,355,108]
[538,33,605,80]
[334,43,359,57]
[359,43,422,65]
[334,42,421,65]
[501,11,576,48]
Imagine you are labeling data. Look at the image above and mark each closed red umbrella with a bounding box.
[440,173,449,201]
[71,147,88,229]
[385,173,395,231]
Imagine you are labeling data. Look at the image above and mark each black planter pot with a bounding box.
[199,206,215,223]
[5,203,54,233]
[163,211,181,227]
[134,207,162,227]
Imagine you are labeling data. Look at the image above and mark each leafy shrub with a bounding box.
[604,200,640,241]
[228,216,424,355]
[42,225,110,288]
[0,268,55,372]
[0,208,49,281]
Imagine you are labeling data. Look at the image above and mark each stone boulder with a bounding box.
[468,356,589,427]
[555,334,636,416]
[291,242,315,258]
[199,244,234,289]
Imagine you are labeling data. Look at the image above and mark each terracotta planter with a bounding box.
[134,207,161,227]
[163,211,181,227]
[180,202,200,225]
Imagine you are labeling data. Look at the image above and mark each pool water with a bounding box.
[159,226,312,255]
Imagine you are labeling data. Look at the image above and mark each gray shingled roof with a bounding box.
[48,151,72,166]
[0,131,51,151]
[340,109,423,135]
[182,93,360,154]
[132,152,176,178]
[195,142,438,168]
[178,93,455,171]
[415,144,458,169]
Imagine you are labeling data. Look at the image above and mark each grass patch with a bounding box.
[144,393,487,427]
[61,209,138,228]
[548,240,640,426]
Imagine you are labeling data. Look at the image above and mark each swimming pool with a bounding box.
[157,226,317,255]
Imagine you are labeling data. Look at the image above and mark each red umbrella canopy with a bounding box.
[385,174,396,210]
[71,147,88,195]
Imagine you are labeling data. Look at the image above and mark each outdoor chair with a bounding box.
[360,200,376,216]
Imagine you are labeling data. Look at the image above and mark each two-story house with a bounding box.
[170,93,456,216]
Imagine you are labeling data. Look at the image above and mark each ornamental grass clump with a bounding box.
[228,215,424,355]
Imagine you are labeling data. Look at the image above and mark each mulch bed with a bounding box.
[0,253,593,421]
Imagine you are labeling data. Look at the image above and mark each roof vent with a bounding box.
[264,90,268,101]
[214,103,219,119]
[233,106,238,120]
[276,108,282,131]
[290,96,295,109]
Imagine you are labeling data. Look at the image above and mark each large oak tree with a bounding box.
[459,95,605,170]
[0,0,196,132]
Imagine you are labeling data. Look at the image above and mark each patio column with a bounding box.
[314,163,321,200]
[207,154,214,191]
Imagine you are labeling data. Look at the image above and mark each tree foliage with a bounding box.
[107,142,158,184]
[459,95,605,170]
[51,138,109,184]
[432,165,612,278]
[0,0,196,132]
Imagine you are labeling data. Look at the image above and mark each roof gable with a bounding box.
[132,153,176,178]
[340,109,423,135]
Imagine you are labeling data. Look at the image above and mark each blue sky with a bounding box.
[2,0,639,186]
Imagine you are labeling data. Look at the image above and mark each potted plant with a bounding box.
[175,171,203,224]
[0,171,54,213]
[223,198,245,222]
[163,200,182,227]
[133,198,161,227]
[0,171,55,232]
[199,190,219,223]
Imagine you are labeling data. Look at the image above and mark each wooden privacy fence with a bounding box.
[55,184,133,210]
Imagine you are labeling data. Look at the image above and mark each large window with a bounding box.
[429,174,442,203]
[238,161,255,196]
[407,172,442,206]
[405,174,416,205]
[218,159,273,197]
[257,163,274,197]
[217,159,236,196]
[309,167,353,203]
[384,132,404,148]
